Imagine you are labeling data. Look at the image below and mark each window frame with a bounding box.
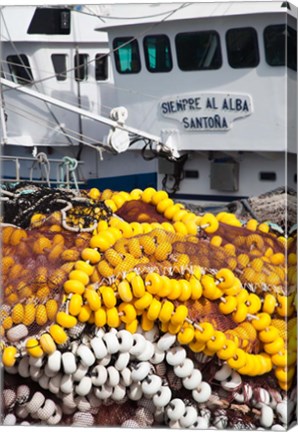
[74,53,88,82]
[51,54,67,81]
[143,34,173,73]
[6,54,34,85]
[175,30,222,71]
[263,24,297,71]
[27,8,71,35]
[259,171,277,181]
[226,27,260,69]
[113,37,141,74]
[95,53,108,81]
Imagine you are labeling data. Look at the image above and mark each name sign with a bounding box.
[160,93,253,131]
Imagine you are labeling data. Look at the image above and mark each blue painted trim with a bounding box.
[170,193,248,202]
[2,176,86,189]
[2,172,157,192]
[2,173,246,203]
[87,172,157,191]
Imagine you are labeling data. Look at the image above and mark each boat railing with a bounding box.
[0,154,85,189]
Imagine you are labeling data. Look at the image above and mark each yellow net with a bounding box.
[1,185,297,427]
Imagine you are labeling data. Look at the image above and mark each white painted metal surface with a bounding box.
[98,2,296,153]
[0,2,296,202]
[1,6,111,148]
[1,77,179,159]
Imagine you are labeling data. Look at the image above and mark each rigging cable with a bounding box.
[1,3,192,93]
[4,100,114,185]
[1,3,191,167]
[1,65,119,122]
[2,7,181,166]
[1,2,191,160]
[161,153,189,194]
[4,100,113,153]
[1,10,74,147]
[74,3,191,21]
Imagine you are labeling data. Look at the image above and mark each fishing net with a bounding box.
[1,182,112,229]
[116,200,287,296]
[1,220,91,341]
[212,187,297,232]
[245,187,297,230]
[1,184,297,429]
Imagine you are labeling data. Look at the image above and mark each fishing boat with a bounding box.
[0,1,297,206]
[0,4,165,192]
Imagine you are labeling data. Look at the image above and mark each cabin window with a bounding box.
[184,170,199,179]
[259,172,277,181]
[74,54,88,81]
[226,27,259,68]
[95,54,108,80]
[175,31,222,71]
[264,25,297,71]
[6,54,33,84]
[143,35,172,72]
[51,54,67,81]
[113,37,141,74]
[27,8,70,35]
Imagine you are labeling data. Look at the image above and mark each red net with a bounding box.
[116,200,168,223]
[1,216,91,341]
[1,186,296,428]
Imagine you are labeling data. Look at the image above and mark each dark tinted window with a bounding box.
[51,54,67,81]
[95,54,108,80]
[264,25,297,71]
[226,27,259,68]
[143,35,172,72]
[259,172,277,181]
[113,38,141,74]
[287,26,297,71]
[7,54,33,84]
[74,54,88,81]
[176,31,222,71]
[28,8,70,35]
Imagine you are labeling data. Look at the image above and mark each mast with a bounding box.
[0,77,179,159]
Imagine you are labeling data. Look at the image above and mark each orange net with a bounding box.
[1,215,91,341]
[1,185,297,428]
[99,198,287,296]
[1,193,291,346]
[116,199,168,223]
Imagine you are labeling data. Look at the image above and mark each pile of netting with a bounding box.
[244,187,297,231]
[1,184,297,429]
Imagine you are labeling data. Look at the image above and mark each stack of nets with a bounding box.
[1,184,297,429]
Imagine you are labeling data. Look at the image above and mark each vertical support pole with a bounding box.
[0,34,8,144]
[75,47,84,160]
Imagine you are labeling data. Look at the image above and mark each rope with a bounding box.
[59,157,79,191]
[29,152,51,187]
[1,184,76,228]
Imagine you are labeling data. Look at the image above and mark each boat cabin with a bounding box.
[1,6,111,148]
[95,1,297,200]
[98,1,297,152]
